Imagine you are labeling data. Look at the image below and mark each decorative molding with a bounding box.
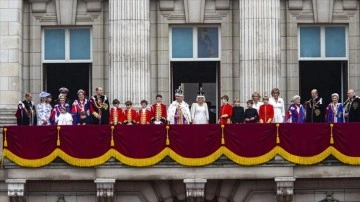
[184,178,207,200]
[6,179,26,202]
[312,0,334,23]
[288,0,303,10]
[94,179,116,199]
[215,0,231,10]
[84,0,104,12]
[275,177,295,202]
[55,0,78,25]
[184,0,206,23]
[343,0,357,10]
[29,0,50,13]
[159,0,175,11]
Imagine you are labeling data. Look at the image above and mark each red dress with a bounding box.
[123,109,137,125]
[109,107,124,125]
[219,103,233,124]
[151,103,167,123]
[259,104,274,123]
[137,108,152,125]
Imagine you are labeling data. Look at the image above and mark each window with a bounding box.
[299,26,347,60]
[43,28,92,62]
[170,26,220,60]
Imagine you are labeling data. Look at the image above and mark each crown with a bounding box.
[197,87,205,97]
[175,86,183,96]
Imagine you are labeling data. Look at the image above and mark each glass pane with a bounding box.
[300,27,321,57]
[198,27,219,58]
[172,27,193,58]
[70,29,91,60]
[44,29,65,60]
[325,27,346,57]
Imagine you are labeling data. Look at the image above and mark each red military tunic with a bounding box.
[137,108,152,125]
[219,103,233,124]
[151,103,167,123]
[109,107,124,125]
[259,104,274,123]
[123,108,137,125]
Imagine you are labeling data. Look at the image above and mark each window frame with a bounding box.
[42,27,93,63]
[298,25,348,61]
[169,25,221,61]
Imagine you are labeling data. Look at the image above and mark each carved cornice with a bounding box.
[287,0,358,22]
[29,0,50,13]
[275,177,295,202]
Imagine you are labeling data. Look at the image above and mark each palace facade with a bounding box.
[1,0,360,201]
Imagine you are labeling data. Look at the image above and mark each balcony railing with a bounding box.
[2,123,360,167]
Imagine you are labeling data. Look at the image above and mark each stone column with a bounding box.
[95,179,116,202]
[183,178,207,202]
[275,177,296,202]
[109,0,150,105]
[0,0,23,125]
[6,179,26,202]
[239,0,281,101]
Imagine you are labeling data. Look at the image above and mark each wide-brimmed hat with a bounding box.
[59,87,69,93]
[39,91,51,98]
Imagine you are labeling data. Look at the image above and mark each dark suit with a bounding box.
[231,106,245,123]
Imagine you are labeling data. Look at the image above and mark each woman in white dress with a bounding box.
[191,88,209,124]
[269,88,285,123]
[36,92,52,126]
[252,92,263,111]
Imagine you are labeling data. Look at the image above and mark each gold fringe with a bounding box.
[330,124,334,145]
[111,125,115,147]
[276,124,280,144]
[58,149,112,167]
[221,125,225,145]
[112,148,169,167]
[56,126,61,146]
[166,125,170,146]
[169,148,223,166]
[331,147,360,165]
[3,128,7,147]
[2,148,59,167]
[223,146,278,165]
[277,146,332,165]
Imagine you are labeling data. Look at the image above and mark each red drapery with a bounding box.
[3,123,360,167]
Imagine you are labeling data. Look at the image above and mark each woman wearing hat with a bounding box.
[71,89,90,125]
[191,88,209,124]
[36,92,52,126]
[286,95,306,123]
[325,93,345,123]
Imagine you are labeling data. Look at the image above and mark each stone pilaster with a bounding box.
[275,177,295,202]
[6,179,26,202]
[184,178,207,202]
[109,0,150,105]
[239,0,281,101]
[95,179,116,202]
[0,0,23,124]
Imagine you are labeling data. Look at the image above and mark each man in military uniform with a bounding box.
[306,89,325,123]
[89,87,110,124]
[344,89,360,122]
[15,93,37,125]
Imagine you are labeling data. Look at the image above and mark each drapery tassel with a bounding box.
[111,126,115,146]
[166,126,170,145]
[3,128,7,147]
[276,124,280,144]
[330,124,334,145]
[221,125,225,145]
[57,126,61,146]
